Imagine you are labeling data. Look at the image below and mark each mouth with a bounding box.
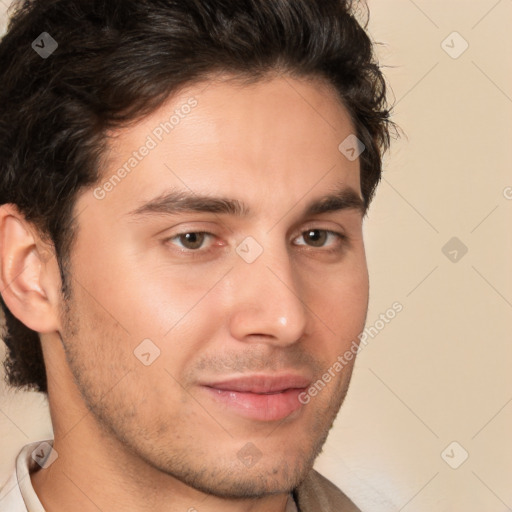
[200,373,312,422]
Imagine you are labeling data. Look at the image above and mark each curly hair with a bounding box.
[0,0,394,393]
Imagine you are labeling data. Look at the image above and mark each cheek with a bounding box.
[124,264,230,342]
[311,258,369,342]
[74,241,208,341]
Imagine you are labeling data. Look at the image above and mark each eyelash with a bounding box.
[164,228,348,257]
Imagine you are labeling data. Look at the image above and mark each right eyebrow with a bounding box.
[125,190,250,219]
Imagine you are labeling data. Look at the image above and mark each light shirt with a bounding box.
[0,440,46,511]
[0,439,298,512]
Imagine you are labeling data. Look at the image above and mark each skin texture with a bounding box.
[0,74,369,512]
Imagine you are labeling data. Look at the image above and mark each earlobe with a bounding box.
[0,204,61,333]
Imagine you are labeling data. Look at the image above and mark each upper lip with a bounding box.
[203,374,312,394]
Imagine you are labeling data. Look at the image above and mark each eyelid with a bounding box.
[299,223,347,238]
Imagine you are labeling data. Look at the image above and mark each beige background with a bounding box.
[1,1,511,510]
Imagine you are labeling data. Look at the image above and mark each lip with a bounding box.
[201,373,312,422]
[204,374,312,393]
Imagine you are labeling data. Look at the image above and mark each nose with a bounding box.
[227,240,309,347]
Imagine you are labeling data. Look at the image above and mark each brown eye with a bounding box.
[177,232,207,250]
[303,229,328,247]
[294,229,346,251]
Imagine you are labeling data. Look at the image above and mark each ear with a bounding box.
[0,204,62,333]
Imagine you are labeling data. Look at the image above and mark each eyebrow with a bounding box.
[126,185,366,220]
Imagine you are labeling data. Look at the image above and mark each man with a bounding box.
[0,0,393,510]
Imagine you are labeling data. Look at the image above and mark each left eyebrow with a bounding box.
[304,187,366,216]
[125,185,366,220]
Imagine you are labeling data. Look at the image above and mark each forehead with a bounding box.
[87,74,361,219]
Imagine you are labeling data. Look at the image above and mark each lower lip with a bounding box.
[202,386,307,422]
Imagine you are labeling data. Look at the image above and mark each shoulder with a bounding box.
[294,469,362,512]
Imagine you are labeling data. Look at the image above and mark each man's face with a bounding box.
[57,75,369,498]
